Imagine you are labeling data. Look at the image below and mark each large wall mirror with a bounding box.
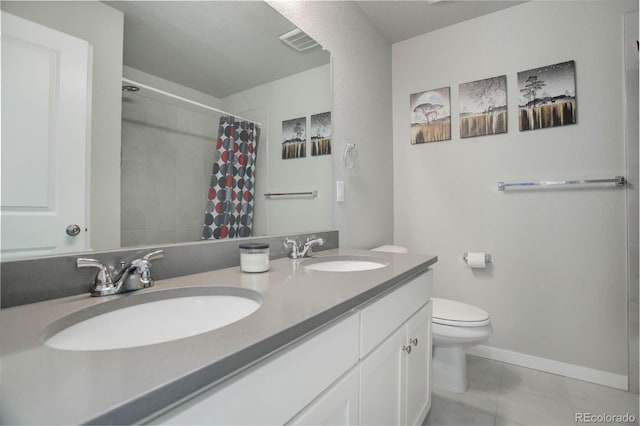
[1,1,332,260]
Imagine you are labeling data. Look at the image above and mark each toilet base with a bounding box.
[432,346,469,393]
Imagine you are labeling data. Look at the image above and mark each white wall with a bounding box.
[392,0,636,383]
[267,1,393,249]
[1,1,124,251]
[222,65,332,236]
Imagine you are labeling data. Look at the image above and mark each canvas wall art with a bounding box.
[282,117,306,159]
[410,87,451,144]
[459,75,507,138]
[310,112,331,156]
[517,60,576,131]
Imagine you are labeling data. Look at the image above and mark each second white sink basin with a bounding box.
[302,256,389,272]
[43,287,262,351]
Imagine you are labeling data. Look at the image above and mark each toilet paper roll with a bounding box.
[466,252,487,269]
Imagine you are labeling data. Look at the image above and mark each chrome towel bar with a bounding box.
[264,191,318,199]
[498,176,626,191]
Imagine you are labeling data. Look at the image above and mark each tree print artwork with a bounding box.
[282,117,306,159]
[459,75,507,138]
[410,87,451,144]
[310,112,331,156]
[517,60,576,131]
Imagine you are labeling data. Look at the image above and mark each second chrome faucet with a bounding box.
[284,236,325,259]
[77,249,164,297]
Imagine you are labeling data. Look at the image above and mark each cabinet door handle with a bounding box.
[402,345,412,354]
[409,338,418,347]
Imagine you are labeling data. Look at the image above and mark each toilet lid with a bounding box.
[432,298,490,327]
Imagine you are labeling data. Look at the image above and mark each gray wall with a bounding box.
[267,1,393,250]
[121,86,219,246]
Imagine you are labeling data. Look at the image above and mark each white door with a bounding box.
[1,12,91,259]
[288,368,360,426]
[403,303,432,426]
[359,326,404,426]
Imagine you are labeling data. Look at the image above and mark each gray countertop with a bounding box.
[0,248,437,425]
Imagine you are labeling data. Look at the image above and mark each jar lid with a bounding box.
[239,242,270,250]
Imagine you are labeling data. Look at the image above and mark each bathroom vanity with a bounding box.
[0,248,436,425]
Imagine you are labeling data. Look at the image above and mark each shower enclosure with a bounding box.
[120,82,261,247]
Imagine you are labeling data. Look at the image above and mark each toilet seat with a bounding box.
[432,298,490,327]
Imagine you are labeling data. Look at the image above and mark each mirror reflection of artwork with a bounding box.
[459,75,507,138]
[410,87,451,144]
[518,60,576,131]
[311,112,331,156]
[282,117,306,159]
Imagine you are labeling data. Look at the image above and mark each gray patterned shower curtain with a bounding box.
[202,116,260,239]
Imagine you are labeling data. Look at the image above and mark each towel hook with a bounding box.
[343,143,358,170]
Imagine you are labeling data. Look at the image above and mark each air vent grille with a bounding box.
[279,28,320,52]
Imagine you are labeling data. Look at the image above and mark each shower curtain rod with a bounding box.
[122,77,261,126]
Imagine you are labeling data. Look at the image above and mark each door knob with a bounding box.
[402,345,412,354]
[66,224,81,236]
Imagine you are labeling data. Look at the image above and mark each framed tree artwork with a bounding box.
[517,60,577,131]
[282,117,306,159]
[459,75,507,138]
[410,87,451,144]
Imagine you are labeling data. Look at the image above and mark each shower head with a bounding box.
[122,85,140,92]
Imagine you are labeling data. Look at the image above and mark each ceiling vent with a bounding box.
[279,28,320,52]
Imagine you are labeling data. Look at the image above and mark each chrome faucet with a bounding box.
[77,249,164,297]
[284,235,325,259]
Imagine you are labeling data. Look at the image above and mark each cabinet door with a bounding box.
[288,368,359,426]
[359,326,405,426]
[403,302,432,426]
[148,314,359,425]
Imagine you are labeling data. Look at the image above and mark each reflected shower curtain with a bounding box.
[202,116,260,239]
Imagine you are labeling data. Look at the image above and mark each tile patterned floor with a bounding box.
[424,355,639,426]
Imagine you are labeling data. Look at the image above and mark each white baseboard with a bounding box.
[467,345,629,391]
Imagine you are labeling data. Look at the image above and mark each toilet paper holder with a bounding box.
[462,252,492,263]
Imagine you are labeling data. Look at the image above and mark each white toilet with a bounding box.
[431,298,492,393]
[370,245,493,394]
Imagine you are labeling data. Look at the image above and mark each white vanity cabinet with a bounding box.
[359,272,432,426]
[290,269,433,426]
[146,269,433,426]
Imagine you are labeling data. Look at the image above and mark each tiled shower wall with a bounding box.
[121,92,219,247]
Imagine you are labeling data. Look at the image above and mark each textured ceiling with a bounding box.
[357,0,527,44]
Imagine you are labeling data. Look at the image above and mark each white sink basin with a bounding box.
[43,287,262,351]
[302,256,389,272]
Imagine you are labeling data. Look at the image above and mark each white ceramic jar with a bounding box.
[239,243,270,273]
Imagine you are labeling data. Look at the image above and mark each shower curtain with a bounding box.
[202,116,260,239]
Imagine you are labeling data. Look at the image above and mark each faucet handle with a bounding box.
[284,238,302,259]
[284,238,299,249]
[143,249,164,262]
[130,250,163,287]
[76,258,113,288]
